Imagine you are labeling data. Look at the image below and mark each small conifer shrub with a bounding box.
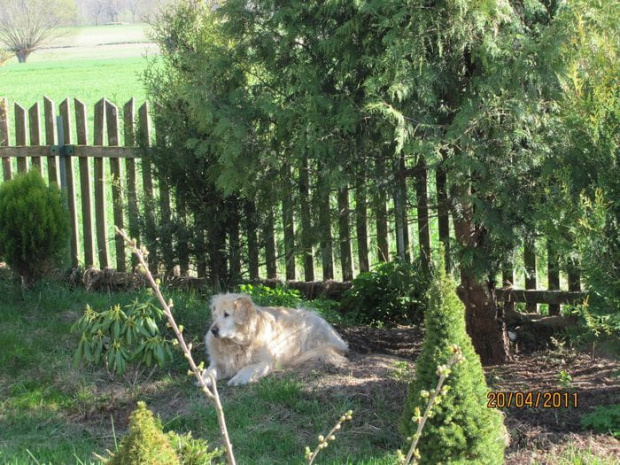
[105,401,222,465]
[108,401,180,465]
[0,170,69,285]
[401,264,507,464]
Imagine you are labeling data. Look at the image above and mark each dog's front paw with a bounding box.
[197,367,217,387]
[227,372,251,386]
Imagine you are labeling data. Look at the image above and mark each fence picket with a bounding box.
[59,99,80,267]
[105,100,126,272]
[93,99,109,269]
[28,103,42,174]
[138,102,158,273]
[337,186,353,281]
[123,99,140,268]
[75,99,95,268]
[44,97,59,186]
[1,98,12,181]
[0,97,586,312]
[14,104,27,174]
[524,236,538,313]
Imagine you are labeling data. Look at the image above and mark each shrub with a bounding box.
[107,401,180,465]
[401,263,507,464]
[238,283,303,308]
[581,404,620,438]
[0,170,69,285]
[72,293,174,384]
[340,258,430,326]
[167,430,223,465]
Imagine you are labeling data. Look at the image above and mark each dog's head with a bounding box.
[209,293,256,342]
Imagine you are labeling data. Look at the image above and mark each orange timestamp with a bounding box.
[487,391,578,409]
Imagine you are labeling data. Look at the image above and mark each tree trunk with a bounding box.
[16,50,31,63]
[453,199,511,365]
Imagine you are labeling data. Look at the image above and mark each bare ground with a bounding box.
[333,325,620,464]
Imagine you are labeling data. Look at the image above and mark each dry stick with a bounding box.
[115,227,237,465]
[402,346,464,465]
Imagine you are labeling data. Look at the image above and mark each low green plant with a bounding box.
[581,404,620,438]
[238,283,303,308]
[104,401,180,464]
[556,370,574,390]
[167,430,223,465]
[0,170,69,286]
[340,258,430,326]
[71,293,174,384]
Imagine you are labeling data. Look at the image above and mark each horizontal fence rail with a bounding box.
[0,97,584,315]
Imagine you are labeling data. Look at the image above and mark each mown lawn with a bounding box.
[0,275,402,464]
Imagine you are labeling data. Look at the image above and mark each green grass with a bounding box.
[1,276,616,464]
[0,277,401,464]
[0,24,156,145]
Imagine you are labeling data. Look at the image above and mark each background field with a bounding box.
[0,24,156,115]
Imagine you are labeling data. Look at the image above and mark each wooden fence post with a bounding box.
[74,99,95,268]
[105,100,126,272]
[59,99,80,268]
[317,168,334,279]
[1,98,12,181]
[299,154,314,281]
[138,102,158,273]
[337,185,353,281]
[436,164,451,272]
[264,204,278,279]
[123,99,141,269]
[374,155,389,262]
[245,200,260,280]
[93,98,110,269]
[281,162,296,280]
[354,162,370,273]
[414,157,430,272]
[44,97,59,186]
[28,103,43,175]
[548,239,561,315]
[524,236,537,313]
[14,103,27,173]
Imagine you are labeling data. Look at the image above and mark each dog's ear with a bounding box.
[233,296,255,324]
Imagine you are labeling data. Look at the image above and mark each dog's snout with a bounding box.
[211,325,220,337]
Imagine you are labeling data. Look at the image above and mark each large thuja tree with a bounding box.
[147,0,614,363]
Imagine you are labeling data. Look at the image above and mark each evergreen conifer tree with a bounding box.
[402,262,507,464]
[109,402,180,465]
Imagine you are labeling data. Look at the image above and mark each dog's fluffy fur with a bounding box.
[201,293,348,386]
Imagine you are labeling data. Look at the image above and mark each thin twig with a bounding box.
[115,227,236,465]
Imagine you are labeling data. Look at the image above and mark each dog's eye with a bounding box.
[224,312,230,318]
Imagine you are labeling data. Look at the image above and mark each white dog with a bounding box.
[201,293,348,386]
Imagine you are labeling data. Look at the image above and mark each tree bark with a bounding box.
[452,198,511,365]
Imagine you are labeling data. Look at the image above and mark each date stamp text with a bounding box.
[487,391,578,409]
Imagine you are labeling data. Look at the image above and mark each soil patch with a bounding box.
[332,325,620,463]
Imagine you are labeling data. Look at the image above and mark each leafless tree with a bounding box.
[0,0,66,63]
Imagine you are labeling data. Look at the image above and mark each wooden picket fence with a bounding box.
[0,96,157,273]
[0,97,585,313]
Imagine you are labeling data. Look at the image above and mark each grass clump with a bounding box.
[401,263,507,464]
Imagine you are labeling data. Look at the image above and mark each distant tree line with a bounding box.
[76,0,175,25]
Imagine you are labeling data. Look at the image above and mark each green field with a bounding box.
[0,24,156,118]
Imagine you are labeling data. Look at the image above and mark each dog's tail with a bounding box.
[290,345,348,368]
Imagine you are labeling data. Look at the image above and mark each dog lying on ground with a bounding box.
[201,293,348,386]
